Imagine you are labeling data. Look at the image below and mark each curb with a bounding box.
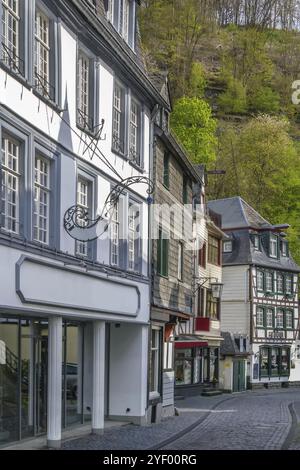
[281,402,298,450]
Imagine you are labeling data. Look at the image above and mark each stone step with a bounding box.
[201,389,223,397]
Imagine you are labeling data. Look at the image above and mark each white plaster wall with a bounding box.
[219,358,233,390]
[109,323,148,419]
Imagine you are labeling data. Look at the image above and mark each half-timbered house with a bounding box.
[208,197,300,389]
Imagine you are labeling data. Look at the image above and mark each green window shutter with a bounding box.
[157,230,162,275]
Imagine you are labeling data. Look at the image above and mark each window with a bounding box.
[110,0,136,47]
[157,227,168,277]
[197,287,205,317]
[257,270,264,291]
[260,347,290,378]
[111,201,120,266]
[265,272,274,293]
[1,0,23,75]
[276,309,284,329]
[198,242,206,268]
[260,348,269,377]
[271,347,280,376]
[253,234,260,250]
[281,240,288,257]
[107,0,114,21]
[112,82,125,155]
[223,241,232,253]
[208,235,220,266]
[175,348,193,385]
[1,133,20,234]
[163,153,169,189]
[256,307,264,328]
[269,234,278,258]
[277,273,284,293]
[206,290,219,320]
[76,177,90,257]
[34,155,50,244]
[77,51,94,132]
[129,99,141,165]
[182,176,188,204]
[34,9,52,100]
[150,328,161,394]
[286,311,293,329]
[128,202,140,272]
[266,308,274,328]
[178,242,183,281]
[285,274,293,295]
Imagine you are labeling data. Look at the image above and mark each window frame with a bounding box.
[149,327,162,396]
[256,306,265,328]
[177,241,184,282]
[285,310,294,330]
[276,272,284,294]
[266,307,275,329]
[206,289,220,320]
[276,308,284,330]
[33,153,51,245]
[269,233,279,259]
[112,80,126,156]
[0,0,26,78]
[76,45,96,134]
[163,152,170,189]
[157,226,169,278]
[265,271,274,294]
[128,200,141,273]
[207,235,221,266]
[223,240,233,253]
[75,170,96,260]
[257,269,265,292]
[128,95,142,168]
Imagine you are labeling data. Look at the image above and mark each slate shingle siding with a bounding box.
[152,137,194,315]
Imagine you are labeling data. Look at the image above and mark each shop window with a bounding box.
[260,347,269,377]
[175,349,192,386]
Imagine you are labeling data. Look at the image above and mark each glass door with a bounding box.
[34,325,48,436]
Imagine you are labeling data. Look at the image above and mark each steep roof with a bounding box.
[208,197,272,230]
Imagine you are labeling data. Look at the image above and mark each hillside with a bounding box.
[139,0,300,263]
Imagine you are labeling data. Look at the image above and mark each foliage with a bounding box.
[171,97,217,164]
[218,77,248,114]
[188,62,207,98]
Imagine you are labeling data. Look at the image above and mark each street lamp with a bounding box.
[210,281,224,299]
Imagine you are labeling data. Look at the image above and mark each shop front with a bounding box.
[0,249,150,448]
[174,340,219,396]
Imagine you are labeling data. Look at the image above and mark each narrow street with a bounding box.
[62,388,300,451]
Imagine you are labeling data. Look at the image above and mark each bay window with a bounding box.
[1,133,20,234]
[34,155,50,244]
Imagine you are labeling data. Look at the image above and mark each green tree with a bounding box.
[218,77,247,114]
[171,97,217,164]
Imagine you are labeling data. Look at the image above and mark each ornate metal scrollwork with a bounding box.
[64,175,154,242]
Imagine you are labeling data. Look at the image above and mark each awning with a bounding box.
[175,341,208,349]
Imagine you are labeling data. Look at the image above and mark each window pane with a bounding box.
[260,348,269,377]
[76,177,90,257]
[34,10,50,98]
[77,52,90,129]
[257,307,264,327]
[271,347,279,376]
[266,309,273,328]
[257,271,264,290]
[1,134,20,234]
[277,274,284,293]
[34,156,50,244]
[0,317,19,444]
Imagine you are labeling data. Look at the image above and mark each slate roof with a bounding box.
[207,198,300,272]
[220,332,249,357]
[208,197,271,230]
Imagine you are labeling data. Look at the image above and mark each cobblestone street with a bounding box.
[61,388,300,451]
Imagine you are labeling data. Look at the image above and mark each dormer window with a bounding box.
[281,240,288,257]
[269,234,278,258]
[107,0,136,48]
[223,241,232,253]
[253,234,260,251]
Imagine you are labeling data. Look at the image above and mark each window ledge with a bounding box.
[77,123,98,139]
[111,147,127,160]
[0,62,31,90]
[32,89,63,113]
[128,159,145,173]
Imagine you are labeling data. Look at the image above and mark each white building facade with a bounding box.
[0,0,168,447]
